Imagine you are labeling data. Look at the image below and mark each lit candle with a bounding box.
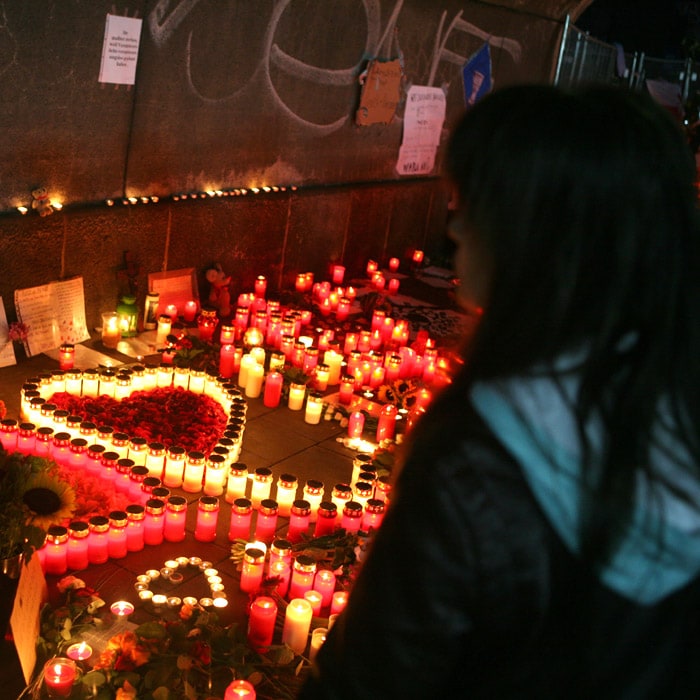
[282,598,313,656]
[250,467,273,509]
[314,364,329,392]
[348,411,365,439]
[43,658,77,698]
[155,315,172,346]
[330,264,345,284]
[225,465,249,503]
[247,596,278,653]
[366,259,378,277]
[288,383,306,411]
[183,451,205,492]
[303,589,323,616]
[288,554,317,600]
[194,496,219,542]
[254,499,279,543]
[388,257,400,272]
[254,275,267,297]
[376,404,398,442]
[313,569,337,609]
[110,600,135,617]
[263,371,283,408]
[330,590,348,615]
[295,273,307,292]
[101,312,121,349]
[225,679,256,699]
[387,277,400,295]
[58,344,75,370]
[66,642,92,662]
[164,303,179,321]
[338,375,355,405]
[219,344,237,378]
[228,498,253,541]
[244,363,264,399]
[304,393,323,424]
[269,559,291,597]
[183,300,198,322]
[275,473,298,518]
[240,547,266,593]
[322,349,343,386]
[309,627,327,663]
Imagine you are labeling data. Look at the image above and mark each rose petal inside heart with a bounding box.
[48,387,228,453]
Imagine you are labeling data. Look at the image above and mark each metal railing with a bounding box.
[554,16,698,105]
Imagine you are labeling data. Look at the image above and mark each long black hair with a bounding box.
[441,83,700,563]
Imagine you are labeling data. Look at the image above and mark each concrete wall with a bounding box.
[0,178,450,333]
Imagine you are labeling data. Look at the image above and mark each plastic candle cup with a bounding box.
[288,554,317,600]
[183,300,198,322]
[388,256,400,272]
[388,277,400,295]
[282,598,313,656]
[245,363,264,398]
[250,467,273,509]
[58,344,75,370]
[254,499,279,543]
[155,314,172,347]
[239,547,266,593]
[348,411,365,439]
[275,473,298,517]
[304,393,323,424]
[287,383,306,410]
[330,590,348,615]
[303,589,323,616]
[247,596,278,653]
[309,627,328,663]
[313,569,337,609]
[228,497,253,541]
[43,658,77,698]
[194,496,220,542]
[263,371,283,407]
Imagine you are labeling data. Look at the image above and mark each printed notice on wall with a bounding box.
[395,86,446,176]
[98,13,143,85]
[14,277,91,357]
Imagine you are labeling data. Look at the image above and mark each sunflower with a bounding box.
[22,471,76,529]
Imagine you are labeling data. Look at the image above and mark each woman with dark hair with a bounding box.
[298,83,700,699]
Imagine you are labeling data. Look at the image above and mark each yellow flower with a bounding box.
[22,471,76,529]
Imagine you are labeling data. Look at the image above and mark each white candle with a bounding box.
[309,627,327,663]
[288,383,306,411]
[282,598,313,655]
[304,394,323,424]
[244,363,264,398]
[323,350,343,386]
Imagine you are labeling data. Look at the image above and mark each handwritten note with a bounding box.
[148,268,198,314]
[14,277,91,357]
[396,85,446,176]
[356,58,402,126]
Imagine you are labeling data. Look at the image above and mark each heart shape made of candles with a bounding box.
[48,387,228,453]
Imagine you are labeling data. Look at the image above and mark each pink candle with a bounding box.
[88,517,109,565]
[304,590,323,616]
[313,569,337,609]
[43,658,77,698]
[66,522,89,571]
[338,375,355,405]
[225,679,256,699]
[254,275,267,297]
[361,498,386,531]
[387,278,400,295]
[247,596,278,653]
[295,273,307,292]
[412,249,424,265]
[330,590,348,615]
[348,411,365,439]
[343,332,358,355]
[269,559,291,597]
[165,303,179,321]
[288,555,317,600]
[228,498,253,541]
[388,257,400,272]
[143,500,166,546]
[330,264,345,284]
[58,344,75,370]
[366,259,378,277]
[164,496,188,542]
[194,497,219,542]
[44,526,68,575]
[254,499,279,543]
[220,324,235,343]
[183,300,198,322]
[219,344,237,378]
[66,641,92,661]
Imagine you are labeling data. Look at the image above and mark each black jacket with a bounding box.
[298,396,700,699]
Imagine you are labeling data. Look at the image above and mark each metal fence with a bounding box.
[554,16,698,107]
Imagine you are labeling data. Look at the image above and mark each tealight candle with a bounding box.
[110,601,135,617]
[151,594,168,607]
[66,641,92,661]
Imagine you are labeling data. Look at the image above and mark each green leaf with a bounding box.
[81,670,106,688]
[135,620,168,640]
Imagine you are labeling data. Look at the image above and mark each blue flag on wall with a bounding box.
[462,42,492,108]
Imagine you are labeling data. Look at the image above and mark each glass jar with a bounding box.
[228,497,253,542]
[194,496,219,543]
[107,511,128,559]
[163,496,188,543]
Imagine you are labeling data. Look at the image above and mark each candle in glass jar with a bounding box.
[287,500,311,543]
[225,465,249,503]
[43,657,77,698]
[275,473,298,517]
[254,275,267,297]
[101,312,121,348]
[376,404,398,442]
[250,467,273,508]
[163,446,186,488]
[247,596,277,653]
[107,511,128,559]
[338,375,355,405]
[44,526,69,575]
[58,344,75,370]
[194,496,219,542]
[303,589,323,616]
[282,598,313,655]
[254,499,279,542]
[224,679,257,699]
[164,495,188,542]
[183,300,198,322]
[239,547,265,593]
[183,451,205,492]
[203,454,227,496]
[143,499,166,546]
[88,516,110,564]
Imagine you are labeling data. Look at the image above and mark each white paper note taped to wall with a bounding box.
[396,85,446,176]
[98,13,143,85]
